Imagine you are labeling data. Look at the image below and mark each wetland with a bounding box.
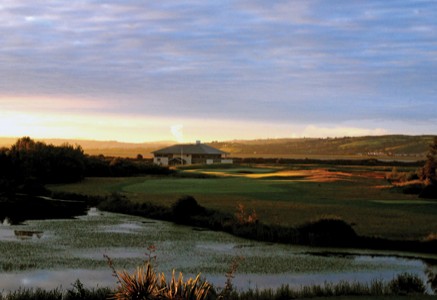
[0,209,436,293]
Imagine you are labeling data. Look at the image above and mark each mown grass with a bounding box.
[47,164,437,241]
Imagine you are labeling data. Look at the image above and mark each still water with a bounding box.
[0,209,436,292]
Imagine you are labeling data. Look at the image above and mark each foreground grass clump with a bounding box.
[108,258,211,300]
[0,273,429,299]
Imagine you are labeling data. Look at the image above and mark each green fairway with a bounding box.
[124,177,285,195]
[48,164,437,241]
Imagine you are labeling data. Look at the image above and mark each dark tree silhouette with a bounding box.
[1,137,171,190]
[421,137,437,184]
[8,137,86,184]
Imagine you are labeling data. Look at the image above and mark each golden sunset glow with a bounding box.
[1,1,436,142]
[0,100,393,143]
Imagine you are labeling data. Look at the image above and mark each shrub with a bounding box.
[388,273,426,295]
[112,264,159,300]
[160,271,211,300]
[171,196,205,224]
[111,262,211,300]
[297,216,357,246]
[65,280,112,300]
[235,204,258,225]
[400,182,424,195]
[419,184,437,199]
[424,232,437,242]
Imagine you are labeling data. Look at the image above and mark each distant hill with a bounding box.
[0,135,435,160]
[209,135,435,160]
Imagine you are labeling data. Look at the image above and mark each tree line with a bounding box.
[0,137,171,195]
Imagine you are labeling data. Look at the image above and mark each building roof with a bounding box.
[152,143,227,155]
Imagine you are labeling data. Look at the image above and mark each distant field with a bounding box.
[48,164,437,241]
[1,135,433,159]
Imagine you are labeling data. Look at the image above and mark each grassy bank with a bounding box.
[47,164,437,241]
[0,272,432,300]
[82,192,436,254]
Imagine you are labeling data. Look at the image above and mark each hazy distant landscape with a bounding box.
[0,135,433,159]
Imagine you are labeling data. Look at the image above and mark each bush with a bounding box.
[400,183,424,195]
[419,184,437,199]
[96,192,172,221]
[388,273,426,295]
[297,217,357,246]
[171,196,205,224]
[110,262,211,300]
[65,280,112,300]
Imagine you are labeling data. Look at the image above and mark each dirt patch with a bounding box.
[194,168,366,183]
[356,171,387,180]
[304,169,354,182]
[247,169,353,182]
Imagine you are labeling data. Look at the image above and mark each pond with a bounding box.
[0,209,436,293]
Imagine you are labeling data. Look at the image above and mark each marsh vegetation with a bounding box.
[0,211,436,296]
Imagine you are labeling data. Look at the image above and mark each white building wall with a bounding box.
[181,154,192,165]
[154,157,169,166]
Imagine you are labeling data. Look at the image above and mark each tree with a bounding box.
[421,137,437,184]
[8,137,86,184]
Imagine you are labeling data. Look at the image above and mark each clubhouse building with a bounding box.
[152,141,232,166]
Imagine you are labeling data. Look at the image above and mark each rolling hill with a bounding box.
[210,135,435,160]
[0,135,435,160]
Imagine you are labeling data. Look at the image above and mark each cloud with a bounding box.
[170,124,184,143]
[0,0,436,139]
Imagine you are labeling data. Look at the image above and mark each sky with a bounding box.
[0,1,436,143]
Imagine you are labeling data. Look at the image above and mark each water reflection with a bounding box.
[14,230,44,240]
[1,217,44,240]
[0,269,117,292]
[2,217,11,226]
[0,211,436,294]
[86,207,101,217]
[0,226,16,241]
[0,194,88,225]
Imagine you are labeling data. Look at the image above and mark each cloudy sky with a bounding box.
[1,1,436,142]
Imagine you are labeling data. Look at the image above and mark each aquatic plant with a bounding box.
[107,254,212,300]
[219,255,244,300]
[111,264,159,300]
[160,271,211,300]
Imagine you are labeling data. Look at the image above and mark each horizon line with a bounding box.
[1,133,436,146]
